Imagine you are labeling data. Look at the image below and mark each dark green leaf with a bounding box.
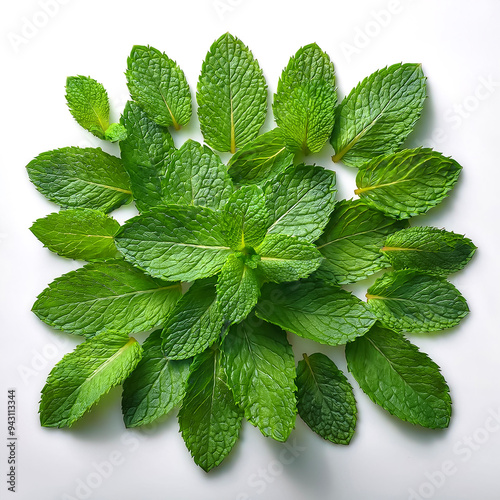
[122,330,190,427]
[296,353,356,444]
[346,324,451,428]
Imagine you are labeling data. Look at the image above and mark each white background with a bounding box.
[1,1,499,499]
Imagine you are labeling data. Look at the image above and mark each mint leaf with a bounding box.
[315,200,408,284]
[65,76,110,140]
[273,43,337,154]
[345,324,451,428]
[256,234,322,283]
[32,261,181,337]
[162,279,224,360]
[30,209,120,261]
[256,279,376,346]
[382,226,476,276]
[26,147,132,213]
[296,353,356,444]
[223,185,269,250]
[197,33,267,153]
[227,128,294,185]
[122,330,190,427]
[126,45,191,130]
[366,270,469,333]
[216,253,260,326]
[178,348,243,472]
[265,164,337,243]
[222,313,296,441]
[104,122,127,142]
[119,101,174,213]
[116,205,232,282]
[331,63,426,167]
[161,139,233,209]
[355,149,462,219]
[40,331,142,427]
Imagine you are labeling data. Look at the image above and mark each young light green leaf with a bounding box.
[256,279,376,346]
[104,122,127,142]
[30,209,120,261]
[32,260,181,337]
[115,205,232,282]
[126,45,191,130]
[216,253,260,326]
[40,331,142,427]
[345,324,451,428]
[119,101,174,213]
[366,270,469,333]
[331,63,426,167]
[256,234,322,283]
[65,75,110,140]
[161,139,234,209]
[264,164,337,243]
[381,226,476,276]
[178,348,243,472]
[223,185,269,250]
[273,43,337,154]
[222,313,296,441]
[227,128,295,185]
[197,33,267,153]
[315,200,408,284]
[355,148,462,219]
[296,353,356,444]
[162,279,224,360]
[122,330,190,427]
[26,147,132,213]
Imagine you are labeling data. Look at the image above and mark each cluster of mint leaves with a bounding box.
[27,33,476,472]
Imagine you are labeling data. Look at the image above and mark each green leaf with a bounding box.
[256,234,322,283]
[26,147,132,213]
[256,279,376,346]
[40,331,142,427]
[162,279,224,360]
[115,205,232,282]
[126,45,191,130]
[104,122,127,142]
[65,75,109,140]
[264,164,337,243]
[315,200,408,284]
[273,43,337,154]
[32,260,181,337]
[122,330,190,427]
[178,348,243,472]
[381,226,477,276]
[355,149,462,219]
[331,63,426,167]
[227,128,294,185]
[119,101,174,213]
[216,253,261,326]
[366,270,469,333]
[223,185,269,250]
[30,209,120,261]
[222,313,296,441]
[161,139,234,209]
[345,324,451,428]
[296,353,356,444]
[197,33,267,153]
